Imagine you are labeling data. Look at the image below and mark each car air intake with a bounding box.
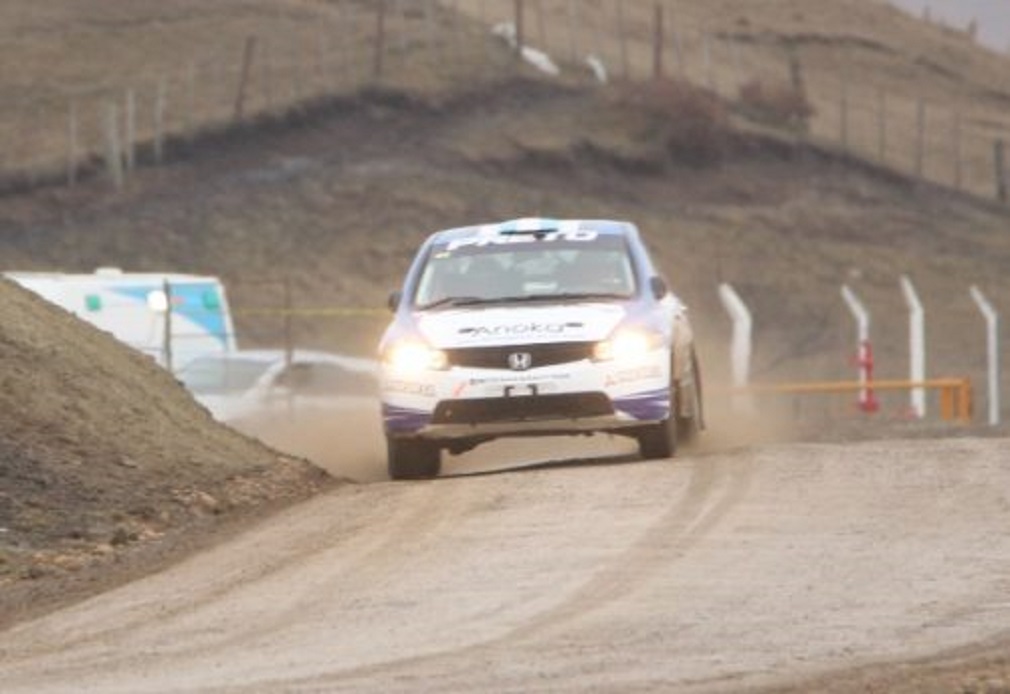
[433,392,613,424]
[444,342,596,370]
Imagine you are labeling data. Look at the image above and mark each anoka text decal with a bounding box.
[458,322,584,338]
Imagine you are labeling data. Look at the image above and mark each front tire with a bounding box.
[387,436,441,480]
[637,406,677,460]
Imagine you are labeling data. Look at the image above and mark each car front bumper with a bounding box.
[380,352,671,441]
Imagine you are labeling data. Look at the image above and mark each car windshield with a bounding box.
[178,357,271,395]
[414,234,636,308]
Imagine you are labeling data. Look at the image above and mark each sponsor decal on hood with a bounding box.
[417,304,626,347]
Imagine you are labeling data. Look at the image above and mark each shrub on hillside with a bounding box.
[614,78,730,167]
[737,79,814,132]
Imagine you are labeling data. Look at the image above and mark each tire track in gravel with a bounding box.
[500,452,754,642]
[264,451,755,691]
[0,481,457,677]
[1,450,754,694]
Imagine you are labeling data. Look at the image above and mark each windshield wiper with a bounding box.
[416,296,489,310]
[501,292,629,303]
[417,292,630,310]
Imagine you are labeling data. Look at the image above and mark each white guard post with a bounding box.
[970,285,1000,426]
[900,275,926,418]
[718,283,753,413]
[841,284,872,410]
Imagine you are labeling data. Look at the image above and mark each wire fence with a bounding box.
[2,0,1010,201]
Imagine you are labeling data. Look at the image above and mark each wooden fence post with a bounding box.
[103,102,124,190]
[66,100,78,187]
[952,110,963,190]
[592,2,605,71]
[186,62,196,137]
[567,0,578,62]
[671,26,684,74]
[703,33,715,92]
[839,79,849,151]
[391,0,407,56]
[995,139,1007,202]
[234,36,257,120]
[877,88,887,162]
[515,0,525,58]
[915,99,926,178]
[283,276,293,368]
[534,0,546,47]
[731,41,743,92]
[154,78,166,165]
[323,23,336,89]
[374,0,387,81]
[652,2,664,80]
[448,0,460,61]
[162,279,173,374]
[123,88,136,172]
[263,40,275,109]
[425,0,439,62]
[292,38,306,101]
[617,0,629,78]
[341,1,355,82]
[787,43,805,93]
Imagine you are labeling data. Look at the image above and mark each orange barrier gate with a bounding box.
[737,378,973,424]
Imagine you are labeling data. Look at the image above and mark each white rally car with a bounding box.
[379,218,704,479]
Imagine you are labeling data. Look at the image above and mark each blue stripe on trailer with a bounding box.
[111,283,229,347]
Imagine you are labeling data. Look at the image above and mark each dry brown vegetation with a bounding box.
[463,0,1010,198]
[737,78,814,132]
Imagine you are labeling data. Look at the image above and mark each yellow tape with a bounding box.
[233,307,387,317]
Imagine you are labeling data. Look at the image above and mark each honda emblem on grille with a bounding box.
[507,352,533,371]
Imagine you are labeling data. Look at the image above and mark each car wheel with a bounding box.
[387,436,441,480]
[637,380,678,460]
[676,350,704,446]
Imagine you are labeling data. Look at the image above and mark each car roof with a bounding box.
[428,218,637,244]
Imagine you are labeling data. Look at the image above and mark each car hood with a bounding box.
[416,303,627,348]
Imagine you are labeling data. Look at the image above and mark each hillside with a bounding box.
[4,75,1008,418]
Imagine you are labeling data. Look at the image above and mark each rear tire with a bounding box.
[387,437,441,480]
[675,352,701,446]
[676,349,704,447]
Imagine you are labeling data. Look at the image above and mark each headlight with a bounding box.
[384,340,448,374]
[593,328,663,364]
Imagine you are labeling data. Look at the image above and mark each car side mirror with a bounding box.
[649,276,668,300]
[387,290,402,312]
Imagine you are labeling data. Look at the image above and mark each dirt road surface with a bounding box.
[1,434,1009,692]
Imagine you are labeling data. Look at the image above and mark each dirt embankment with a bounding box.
[0,279,332,627]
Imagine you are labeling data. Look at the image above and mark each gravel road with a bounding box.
[2,437,1009,692]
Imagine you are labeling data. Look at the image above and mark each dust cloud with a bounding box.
[233,404,387,483]
[231,381,804,483]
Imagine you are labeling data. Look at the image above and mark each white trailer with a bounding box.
[5,267,237,371]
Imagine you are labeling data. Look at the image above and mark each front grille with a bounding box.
[432,392,613,425]
[444,342,595,370]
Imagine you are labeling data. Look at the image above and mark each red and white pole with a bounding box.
[855,340,879,413]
